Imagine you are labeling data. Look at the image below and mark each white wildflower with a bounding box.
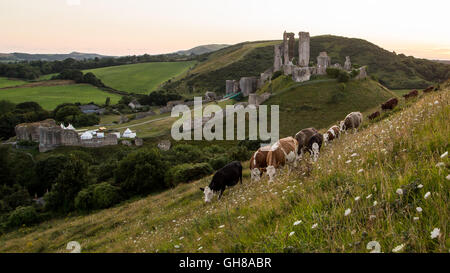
[417,184,423,189]
[430,228,440,239]
[293,220,302,226]
[416,207,423,213]
[441,151,448,158]
[219,225,225,228]
[344,208,351,216]
[366,194,372,199]
[373,201,378,206]
[358,169,364,174]
[179,236,184,240]
[289,231,295,237]
[351,153,358,157]
[436,162,445,168]
[311,223,318,229]
[355,196,361,201]
[396,188,403,195]
[197,246,203,251]
[424,192,431,199]
[446,174,450,181]
[369,215,376,220]
[174,245,180,249]
[392,244,405,253]
[345,160,352,164]
[413,217,419,221]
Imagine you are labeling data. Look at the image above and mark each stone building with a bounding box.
[317,52,331,74]
[226,80,239,94]
[298,32,310,67]
[239,77,259,97]
[283,31,295,65]
[273,44,283,71]
[292,67,311,82]
[344,56,352,71]
[248,92,271,106]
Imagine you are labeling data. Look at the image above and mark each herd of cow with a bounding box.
[200,85,437,203]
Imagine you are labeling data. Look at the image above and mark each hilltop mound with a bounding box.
[175,44,230,56]
[162,36,449,95]
[0,84,447,253]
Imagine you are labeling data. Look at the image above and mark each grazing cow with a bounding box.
[294,128,318,158]
[381,98,398,111]
[368,111,380,120]
[323,125,340,144]
[403,90,418,100]
[307,133,323,162]
[423,86,434,93]
[340,112,363,133]
[200,161,242,202]
[249,145,271,181]
[266,137,298,182]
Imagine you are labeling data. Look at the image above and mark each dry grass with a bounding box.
[0,89,448,253]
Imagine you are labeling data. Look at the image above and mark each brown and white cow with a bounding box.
[249,145,271,181]
[323,125,340,145]
[340,112,363,133]
[266,137,298,182]
[294,128,318,159]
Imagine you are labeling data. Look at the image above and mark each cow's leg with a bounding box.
[267,165,276,183]
[218,189,224,200]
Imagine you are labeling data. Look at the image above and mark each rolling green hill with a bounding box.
[84,61,196,94]
[0,77,28,88]
[0,84,121,110]
[0,87,447,253]
[162,36,449,96]
[175,44,230,56]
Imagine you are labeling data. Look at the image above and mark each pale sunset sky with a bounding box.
[1,0,449,60]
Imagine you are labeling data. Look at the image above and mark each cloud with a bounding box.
[66,0,81,6]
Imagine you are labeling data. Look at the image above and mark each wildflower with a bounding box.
[294,220,302,226]
[430,228,440,239]
[174,245,180,249]
[198,246,203,251]
[179,236,184,240]
[344,208,351,216]
[417,184,423,189]
[416,207,423,213]
[355,196,361,201]
[358,169,364,174]
[289,231,295,237]
[351,153,358,157]
[441,151,448,158]
[396,188,403,195]
[219,225,225,228]
[413,217,419,221]
[197,237,202,241]
[447,174,450,181]
[366,194,372,199]
[369,215,376,220]
[311,223,318,229]
[373,201,378,206]
[392,244,405,253]
[345,160,352,164]
[424,192,431,199]
[436,162,445,168]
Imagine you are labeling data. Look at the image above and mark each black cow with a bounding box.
[307,133,323,162]
[200,161,242,202]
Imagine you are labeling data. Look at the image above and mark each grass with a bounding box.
[84,61,196,94]
[0,84,122,110]
[0,88,447,253]
[392,89,414,96]
[0,77,28,88]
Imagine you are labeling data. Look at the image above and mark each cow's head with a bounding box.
[200,186,214,203]
[323,133,329,143]
[339,120,345,132]
[311,142,320,162]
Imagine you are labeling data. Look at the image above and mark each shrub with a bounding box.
[271,70,282,80]
[74,188,94,211]
[93,182,120,209]
[228,146,250,161]
[337,71,350,83]
[326,68,340,78]
[209,155,231,170]
[8,206,39,227]
[165,163,213,187]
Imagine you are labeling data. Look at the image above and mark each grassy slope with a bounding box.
[0,88,447,253]
[0,77,28,88]
[85,61,196,94]
[265,77,396,136]
[0,84,121,110]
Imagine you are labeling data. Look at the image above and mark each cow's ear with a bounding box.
[199,187,204,192]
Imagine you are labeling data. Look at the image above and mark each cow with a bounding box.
[381,98,398,111]
[423,86,434,93]
[323,125,340,145]
[403,90,418,100]
[249,145,271,181]
[266,137,298,182]
[200,161,242,203]
[368,111,380,120]
[340,112,363,133]
[294,128,318,159]
[307,133,323,162]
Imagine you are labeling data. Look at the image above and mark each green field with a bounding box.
[0,77,28,88]
[84,61,196,94]
[0,84,121,110]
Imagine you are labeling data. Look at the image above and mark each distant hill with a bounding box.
[433,60,450,65]
[175,44,229,56]
[162,36,450,94]
[0,52,114,62]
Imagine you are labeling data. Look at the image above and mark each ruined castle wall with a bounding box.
[298,32,310,67]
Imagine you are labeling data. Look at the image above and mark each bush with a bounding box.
[8,206,39,227]
[228,146,250,161]
[271,70,282,80]
[165,163,213,187]
[209,155,231,170]
[326,68,340,78]
[337,71,350,83]
[93,182,120,209]
[74,188,94,211]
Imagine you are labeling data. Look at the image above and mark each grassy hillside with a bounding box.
[85,61,196,94]
[163,36,449,95]
[175,44,230,56]
[264,77,395,136]
[0,87,447,253]
[0,77,28,88]
[0,84,121,110]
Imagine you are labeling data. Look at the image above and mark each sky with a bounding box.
[1,0,449,60]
